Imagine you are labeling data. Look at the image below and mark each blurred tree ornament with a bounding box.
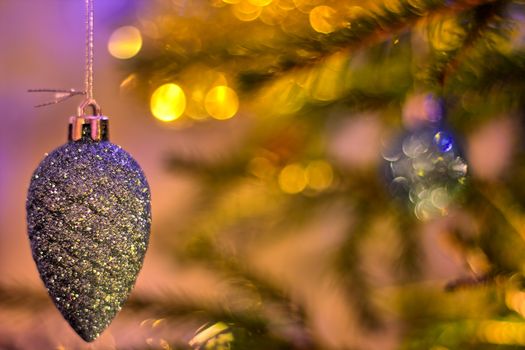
[384,94,468,220]
[26,0,151,342]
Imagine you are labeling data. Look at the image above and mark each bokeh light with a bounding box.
[108,25,143,59]
[249,157,277,180]
[204,86,239,120]
[249,0,272,6]
[306,160,333,191]
[232,1,263,21]
[278,163,307,194]
[434,131,453,152]
[294,0,318,13]
[478,320,525,346]
[309,6,338,34]
[182,68,228,121]
[260,2,289,25]
[150,83,186,122]
[277,0,295,11]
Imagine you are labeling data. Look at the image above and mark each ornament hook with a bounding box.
[71,98,107,142]
[77,98,102,117]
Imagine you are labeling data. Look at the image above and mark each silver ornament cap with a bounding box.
[26,101,151,341]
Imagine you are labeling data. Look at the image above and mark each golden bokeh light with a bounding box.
[306,160,333,191]
[233,1,263,21]
[309,6,338,34]
[204,85,239,120]
[249,157,277,180]
[260,3,288,26]
[277,0,296,11]
[278,163,308,194]
[108,26,143,59]
[294,0,318,13]
[150,83,186,122]
[187,89,207,121]
[182,68,227,121]
[478,320,525,346]
[249,0,272,6]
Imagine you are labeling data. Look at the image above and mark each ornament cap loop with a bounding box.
[69,115,109,142]
[77,98,102,117]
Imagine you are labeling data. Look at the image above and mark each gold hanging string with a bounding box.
[85,0,94,101]
[27,89,86,108]
[29,0,95,108]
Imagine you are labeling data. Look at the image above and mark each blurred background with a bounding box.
[1,0,525,349]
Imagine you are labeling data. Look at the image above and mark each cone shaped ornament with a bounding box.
[26,109,151,341]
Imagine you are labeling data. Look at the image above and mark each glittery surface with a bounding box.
[26,140,151,342]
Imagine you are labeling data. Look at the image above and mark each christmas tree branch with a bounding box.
[0,283,266,332]
[425,0,511,89]
[0,283,51,311]
[131,0,496,94]
[0,283,311,348]
[239,0,498,91]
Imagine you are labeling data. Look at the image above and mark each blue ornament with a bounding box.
[384,126,467,220]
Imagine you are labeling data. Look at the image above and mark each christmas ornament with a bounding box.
[384,94,467,220]
[26,0,151,342]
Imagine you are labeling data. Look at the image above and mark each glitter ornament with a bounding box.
[26,0,151,342]
[26,103,151,341]
[384,95,467,220]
